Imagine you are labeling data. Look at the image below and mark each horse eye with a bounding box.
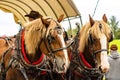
[57,30,62,34]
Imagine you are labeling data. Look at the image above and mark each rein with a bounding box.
[48,39,74,54]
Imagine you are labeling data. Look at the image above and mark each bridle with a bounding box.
[86,23,109,71]
[33,19,74,79]
[88,32,108,59]
[41,18,74,55]
[40,25,73,73]
[87,32,108,73]
[45,27,74,54]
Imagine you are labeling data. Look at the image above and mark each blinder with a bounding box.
[109,31,113,42]
[63,28,69,42]
[64,31,69,42]
[47,26,63,44]
[47,34,55,44]
[88,33,94,45]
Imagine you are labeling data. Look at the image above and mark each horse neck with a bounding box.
[24,39,43,63]
[23,31,43,62]
[83,45,96,67]
[26,48,42,63]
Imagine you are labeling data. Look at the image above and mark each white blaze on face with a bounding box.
[57,32,70,72]
[100,34,109,73]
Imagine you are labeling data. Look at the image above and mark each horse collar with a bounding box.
[15,30,46,67]
[21,30,45,65]
[80,52,92,68]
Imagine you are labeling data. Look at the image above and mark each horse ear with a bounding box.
[89,14,94,26]
[42,18,50,27]
[57,14,64,23]
[102,14,108,23]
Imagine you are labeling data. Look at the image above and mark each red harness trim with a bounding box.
[21,30,44,65]
[80,52,92,68]
[41,71,47,75]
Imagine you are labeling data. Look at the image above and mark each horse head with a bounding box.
[24,16,70,73]
[79,14,113,73]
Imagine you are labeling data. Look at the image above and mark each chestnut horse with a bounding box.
[66,14,113,80]
[0,16,70,80]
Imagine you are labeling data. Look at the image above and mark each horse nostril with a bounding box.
[62,63,65,70]
[99,66,102,71]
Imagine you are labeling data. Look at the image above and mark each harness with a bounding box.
[0,20,74,80]
[14,30,52,80]
[0,30,52,80]
[68,32,105,80]
[0,37,15,80]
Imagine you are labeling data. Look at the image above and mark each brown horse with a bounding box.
[0,16,70,80]
[66,14,113,80]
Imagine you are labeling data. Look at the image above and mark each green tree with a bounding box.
[108,16,119,39]
[116,28,120,39]
[67,22,81,38]
[67,28,78,37]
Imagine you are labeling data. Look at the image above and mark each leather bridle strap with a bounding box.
[51,40,74,53]
[93,49,108,56]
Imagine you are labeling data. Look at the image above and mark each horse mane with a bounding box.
[23,17,60,54]
[78,20,112,52]
[78,22,91,52]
